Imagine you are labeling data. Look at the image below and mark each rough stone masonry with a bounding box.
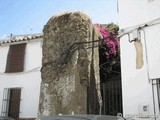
[39,12,102,116]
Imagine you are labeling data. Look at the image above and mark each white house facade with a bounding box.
[0,34,43,119]
[118,0,160,120]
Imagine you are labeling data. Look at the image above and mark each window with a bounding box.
[5,43,26,73]
[1,88,21,120]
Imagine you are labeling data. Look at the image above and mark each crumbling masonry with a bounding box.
[39,12,102,116]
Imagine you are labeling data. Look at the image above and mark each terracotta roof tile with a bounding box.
[0,34,43,45]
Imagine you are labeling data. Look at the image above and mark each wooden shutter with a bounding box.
[5,43,26,73]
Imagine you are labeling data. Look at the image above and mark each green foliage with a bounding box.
[106,23,119,35]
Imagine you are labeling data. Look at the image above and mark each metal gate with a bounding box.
[101,74,123,115]
[1,88,21,120]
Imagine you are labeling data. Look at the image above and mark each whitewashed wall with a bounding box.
[118,0,160,119]
[0,39,42,118]
[118,0,160,28]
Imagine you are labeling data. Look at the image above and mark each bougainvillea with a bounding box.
[96,23,120,79]
[95,24,119,59]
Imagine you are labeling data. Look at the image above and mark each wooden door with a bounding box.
[8,89,21,120]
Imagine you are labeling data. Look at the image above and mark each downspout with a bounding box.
[151,80,157,120]
[141,28,156,120]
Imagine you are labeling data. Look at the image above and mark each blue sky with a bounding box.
[0,0,118,39]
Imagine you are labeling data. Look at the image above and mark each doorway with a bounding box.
[1,88,21,120]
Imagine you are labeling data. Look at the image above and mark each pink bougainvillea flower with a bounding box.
[95,24,119,59]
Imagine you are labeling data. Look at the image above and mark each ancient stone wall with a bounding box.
[39,12,102,116]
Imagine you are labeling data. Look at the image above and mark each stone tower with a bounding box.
[39,12,102,116]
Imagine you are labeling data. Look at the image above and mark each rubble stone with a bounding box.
[39,12,102,115]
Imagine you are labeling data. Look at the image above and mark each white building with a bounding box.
[0,34,43,119]
[118,0,160,120]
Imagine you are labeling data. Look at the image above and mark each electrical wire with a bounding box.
[0,66,41,75]
[119,17,160,38]
[41,37,109,72]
